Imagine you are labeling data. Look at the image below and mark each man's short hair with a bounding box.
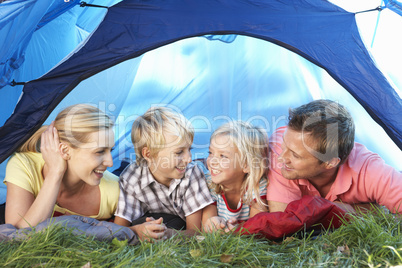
[288,99,355,165]
[131,106,194,165]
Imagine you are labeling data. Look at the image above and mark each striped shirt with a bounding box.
[196,161,267,222]
[115,162,214,222]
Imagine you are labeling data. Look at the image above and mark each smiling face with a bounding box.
[278,128,328,180]
[66,128,115,186]
[146,133,192,186]
[207,134,247,188]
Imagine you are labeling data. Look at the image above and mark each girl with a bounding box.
[201,121,269,232]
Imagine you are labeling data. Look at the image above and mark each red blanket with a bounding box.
[235,195,348,240]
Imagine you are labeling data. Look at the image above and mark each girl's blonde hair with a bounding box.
[18,104,114,152]
[210,121,269,208]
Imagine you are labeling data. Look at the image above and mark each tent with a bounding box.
[0,0,401,204]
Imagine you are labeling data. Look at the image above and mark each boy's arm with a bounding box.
[114,216,131,227]
[115,215,167,241]
[184,209,203,236]
[129,217,167,241]
[114,165,168,240]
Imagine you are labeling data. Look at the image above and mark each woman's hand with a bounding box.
[6,122,67,228]
[41,121,67,177]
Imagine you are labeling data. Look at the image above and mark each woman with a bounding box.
[4,104,118,228]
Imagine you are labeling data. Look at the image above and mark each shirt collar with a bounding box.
[326,163,353,200]
[138,164,157,188]
[297,164,353,201]
[138,164,186,192]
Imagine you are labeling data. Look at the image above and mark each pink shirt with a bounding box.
[267,126,402,213]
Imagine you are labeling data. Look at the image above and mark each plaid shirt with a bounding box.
[115,162,214,222]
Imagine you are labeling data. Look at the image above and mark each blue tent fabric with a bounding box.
[0,0,401,164]
[384,0,402,16]
[0,0,116,127]
[0,0,80,88]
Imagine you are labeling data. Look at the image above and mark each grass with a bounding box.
[1,209,402,267]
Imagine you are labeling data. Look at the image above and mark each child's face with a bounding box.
[147,133,192,186]
[207,134,247,187]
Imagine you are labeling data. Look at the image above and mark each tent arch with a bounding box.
[0,0,401,164]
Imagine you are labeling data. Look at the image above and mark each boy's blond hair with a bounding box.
[131,106,194,165]
[210,121,269,208]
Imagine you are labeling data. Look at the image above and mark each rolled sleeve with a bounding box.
[357,151,402,213]
[114,167,143,222]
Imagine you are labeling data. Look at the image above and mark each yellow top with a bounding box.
[4,152,119,220]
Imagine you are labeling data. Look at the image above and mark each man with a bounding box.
[267,99,402,214]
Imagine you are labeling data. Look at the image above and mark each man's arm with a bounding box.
[249,199,268,216]
[267,200,288,212]
[353,203,380,213]
[334,202,382,214]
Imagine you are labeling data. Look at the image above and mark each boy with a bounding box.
[114,106,213,240]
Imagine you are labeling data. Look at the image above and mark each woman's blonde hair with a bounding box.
[131,106,194,165]
[18,104,114,152]
[210,121,269,208]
